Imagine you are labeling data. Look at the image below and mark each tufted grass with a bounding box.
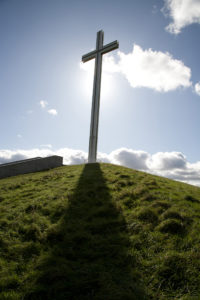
[0,163,200,299]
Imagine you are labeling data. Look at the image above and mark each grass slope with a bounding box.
[0,163,200,299]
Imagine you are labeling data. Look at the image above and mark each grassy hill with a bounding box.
[0,163,200,299]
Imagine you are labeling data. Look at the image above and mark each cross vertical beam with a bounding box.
[88,30,103,163]
[82,30,119,163]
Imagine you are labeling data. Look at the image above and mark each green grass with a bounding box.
[0,163,200,299]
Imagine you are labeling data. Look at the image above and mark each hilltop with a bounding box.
[0,163,200,299]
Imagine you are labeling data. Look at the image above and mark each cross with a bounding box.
[82,30,119,163]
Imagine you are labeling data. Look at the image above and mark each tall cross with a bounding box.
[82,30,119,163]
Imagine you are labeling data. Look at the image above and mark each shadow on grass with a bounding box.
[25,164,147,300]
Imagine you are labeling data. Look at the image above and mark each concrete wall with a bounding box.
[0,156,63,179]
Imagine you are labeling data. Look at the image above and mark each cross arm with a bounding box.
[101,40,119,55]
[82,40,119,63]
[82,49,97,63]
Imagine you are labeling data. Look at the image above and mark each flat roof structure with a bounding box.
[0,155,63,179]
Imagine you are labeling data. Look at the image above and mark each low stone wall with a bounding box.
[0,156,63,179]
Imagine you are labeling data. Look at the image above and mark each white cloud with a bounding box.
[48,109,58,116]
[0,148,86,166]
[1,147,200,186]
[17,134,22,139]
[117,45,191,92]
[195,82,200,96]
[56,148,87,165]
[39,100,48,108]
[39,100,58,116]
[163,0,200,34]
[148,151,187,170]
[80,44,192,92]
[108,149,200,186]
[0,149,53,165]
[109,148,150,170]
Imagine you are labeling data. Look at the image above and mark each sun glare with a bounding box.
[80,58,116,104]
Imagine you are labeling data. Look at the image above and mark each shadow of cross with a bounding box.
[25,164,147,300]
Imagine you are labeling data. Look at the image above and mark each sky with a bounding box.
[1,0,200,186]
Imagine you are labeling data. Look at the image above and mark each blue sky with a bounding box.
[1,0,200,185]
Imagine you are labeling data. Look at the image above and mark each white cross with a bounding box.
[82,30,119,163]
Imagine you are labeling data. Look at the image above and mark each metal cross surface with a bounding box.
[82,30,119,163]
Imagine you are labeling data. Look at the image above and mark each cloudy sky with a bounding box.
[1,0,200,186]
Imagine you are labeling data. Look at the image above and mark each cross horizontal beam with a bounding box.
[101,40,119,55]
[82,40,119,63]
[82,50,96,63]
